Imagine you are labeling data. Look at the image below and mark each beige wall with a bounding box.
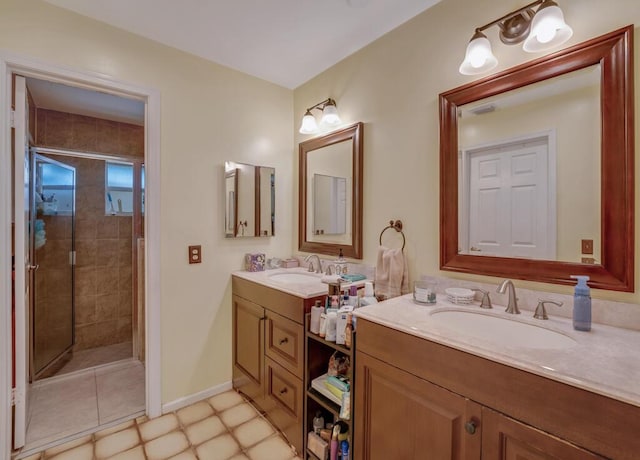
[293,0,640,304]
[0,0,294,403]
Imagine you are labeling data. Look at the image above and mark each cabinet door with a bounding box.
[355,352,481,460]
[232,294,265,405]
[482,408,605,460]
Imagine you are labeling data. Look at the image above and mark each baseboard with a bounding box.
[162,381,233,413]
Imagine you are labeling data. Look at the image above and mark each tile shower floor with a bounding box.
[21,390,302,460]
[25,359,145,453]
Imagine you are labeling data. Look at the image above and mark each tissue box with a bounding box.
[245,253,265,272]
[281,258,299,268]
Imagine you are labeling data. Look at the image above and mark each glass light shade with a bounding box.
[299,111,318,134]
[523,2,573,52]
[320,103,341,126]
[459,32,498,75]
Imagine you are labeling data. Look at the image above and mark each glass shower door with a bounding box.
[31,153,76,378]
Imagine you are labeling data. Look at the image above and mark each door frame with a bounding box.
[0,52,162,456]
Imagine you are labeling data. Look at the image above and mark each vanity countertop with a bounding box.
[354,294,640,408]
[232,267,368,299]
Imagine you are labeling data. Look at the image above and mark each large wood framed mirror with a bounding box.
[440,26,634,291]
[299,122,363,258]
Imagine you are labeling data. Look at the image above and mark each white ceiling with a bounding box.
[27,77,145,125]
[44,0,442,89]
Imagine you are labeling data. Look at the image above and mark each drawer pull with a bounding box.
[278,337,289,345]
[279,387,288,395]
[464,420,477,435]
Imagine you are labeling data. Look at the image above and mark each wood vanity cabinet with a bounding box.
[232,276,322,454]
[355,318,638,460]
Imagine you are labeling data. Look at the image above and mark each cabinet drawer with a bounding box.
[265,311,304,378]
[265,357,303,453]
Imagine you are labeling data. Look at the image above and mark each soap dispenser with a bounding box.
[570,275,591,331]
[335,249,347,275]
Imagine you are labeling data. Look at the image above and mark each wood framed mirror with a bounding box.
[439,26,634,291]
[299,122,363,258]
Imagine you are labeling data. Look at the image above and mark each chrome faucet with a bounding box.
[533,299,563,320]
[471,288,492,309]
[304,254,322,274]
[496,279,520,314]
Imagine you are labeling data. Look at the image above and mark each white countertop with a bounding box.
[353,294,640,408]
[233,267,368,299]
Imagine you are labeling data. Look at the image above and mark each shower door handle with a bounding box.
[28,264,39,272]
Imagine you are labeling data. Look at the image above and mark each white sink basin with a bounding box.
[430,309,576,349]
[268,272,322,284]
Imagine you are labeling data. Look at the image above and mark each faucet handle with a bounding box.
[307,261,315,273]
[533,299,564,320]
[471,288,492,309]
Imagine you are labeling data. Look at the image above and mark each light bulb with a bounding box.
[459,31,498,75]
[320,100,341,126]
[299,111,318,134]
[523,1,572,52]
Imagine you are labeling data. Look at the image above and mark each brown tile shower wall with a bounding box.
[36,108,144,156]
[36,109,143,351]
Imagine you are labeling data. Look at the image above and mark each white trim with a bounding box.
[162,381,233,414]
[0,51,162,457]
[0,57,12,460]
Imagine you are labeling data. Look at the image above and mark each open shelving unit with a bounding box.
[303,313,355,460]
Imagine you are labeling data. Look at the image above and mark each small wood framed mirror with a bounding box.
[299,122,363,258]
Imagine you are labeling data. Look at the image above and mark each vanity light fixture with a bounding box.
[459,0,573,75]
[299,98,342,134]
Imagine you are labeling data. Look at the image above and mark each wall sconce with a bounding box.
[299,98,342,134]
[459,0,573,75]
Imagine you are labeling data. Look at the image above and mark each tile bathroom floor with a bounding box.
[25,359,145,453]
[21,390,302,460]
[53,342,133,377]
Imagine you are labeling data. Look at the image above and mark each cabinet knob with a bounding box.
[279,337,289,345]
[279,387,288,395]
[464,420,477,435]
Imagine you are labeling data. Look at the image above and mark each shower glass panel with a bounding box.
[32,153,76,378]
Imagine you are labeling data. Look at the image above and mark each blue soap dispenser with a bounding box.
[570,275,591,331]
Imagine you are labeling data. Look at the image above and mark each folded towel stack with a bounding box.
[374,246,409,300]
[340,273,366,282]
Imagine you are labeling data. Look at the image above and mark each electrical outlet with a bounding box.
[189,245,202,264]
[581,239,593,255]
[581,257,595,264]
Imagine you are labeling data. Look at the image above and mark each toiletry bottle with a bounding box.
[319,313,327,338]
[570,275,591,331]
[360,281,378,307]
[310,300,324,335]
[325,311,338,342]
[344,313,353,349]
[312,411,324,434]
[340,440,350,460]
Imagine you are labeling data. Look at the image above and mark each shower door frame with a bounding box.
[0,53,163,456]
[30,152,77,381]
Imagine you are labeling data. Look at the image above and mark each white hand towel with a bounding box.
[374,246,409,300]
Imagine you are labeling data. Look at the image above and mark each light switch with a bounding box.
[189,245,202,264]
[581,239,594,255]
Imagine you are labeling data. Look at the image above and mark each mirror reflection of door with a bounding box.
[31,153,76,378]
[460,136,554,260]
[313,174,346,235]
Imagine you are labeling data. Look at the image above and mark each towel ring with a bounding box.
[379,219,405,251]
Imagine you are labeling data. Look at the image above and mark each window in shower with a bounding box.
[105,161,144,215]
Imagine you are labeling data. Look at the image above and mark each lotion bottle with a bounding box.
[571,275,591,331]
